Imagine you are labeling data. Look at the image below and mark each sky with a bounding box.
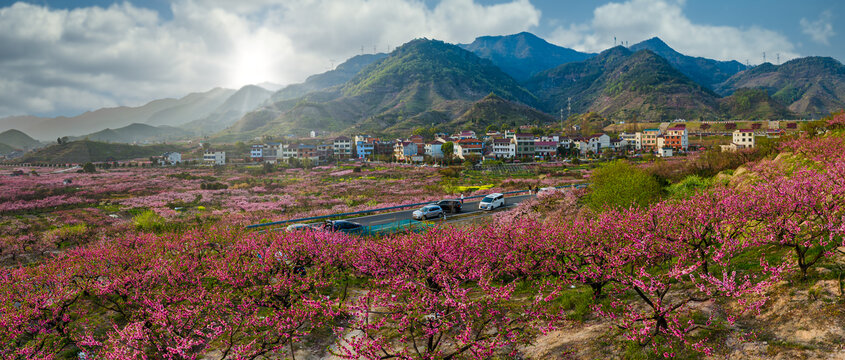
[0,0,841,119]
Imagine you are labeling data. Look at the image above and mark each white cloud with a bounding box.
[0,0,540,118]
[801,10,835,46]
[548,0,798,65]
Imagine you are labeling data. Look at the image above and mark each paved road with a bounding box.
[346,194,535,226]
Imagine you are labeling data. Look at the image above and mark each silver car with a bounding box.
[412,205,444,220]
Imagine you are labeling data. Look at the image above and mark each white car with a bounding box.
[478,193,505,210]
[412,205,444,220]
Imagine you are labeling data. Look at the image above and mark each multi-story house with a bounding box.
[279,144,298,160]
[641,129,661,150]
[374,141,395,158]
[454,138,483,160]
[663,126,689,151]
[250,145,264,162]
[203,151,226,165]
[492,138,515,158]
[534,141,558,158]
[394,141,418,161]
[513,133,535,158]
[333,136,353,158]
[425,141,444,158]
[297,144,317,160]
[620,132,640,150]
[587,133,611,153]
[733,129,755,148]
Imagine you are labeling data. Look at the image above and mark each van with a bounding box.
[478,193,505,210]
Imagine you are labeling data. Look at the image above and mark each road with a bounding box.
[346,194,535,226]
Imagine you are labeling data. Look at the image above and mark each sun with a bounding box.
[228,40,276,88]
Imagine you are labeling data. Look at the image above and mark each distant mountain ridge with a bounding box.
[181,85,273,134]
[460,32,594,82]
[630,37,746,88]
[70,123,193,143]
[0,88,236,140]
[716,56,845,116]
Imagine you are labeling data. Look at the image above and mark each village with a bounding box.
[192,121,790,167]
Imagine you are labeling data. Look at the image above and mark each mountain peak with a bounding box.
[460,32,595,81]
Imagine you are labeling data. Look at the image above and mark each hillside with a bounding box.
[0,142,15,154]
[0,88,235,139]
[144,88,235,126]
[269,53,388,103]
[219,38,537,140]
[460,32,594,82]
[630,37,746,88]
[718,88,796,120]
[181,85,273,134]
[71,123,194,143]
[716,57,845,116]
[450,93,555,131]
[526,46,720,122]
[0,129,41,149]
[17,140,185,164]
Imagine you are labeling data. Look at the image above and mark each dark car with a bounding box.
[436,199,462,213]
[323,220,364,234]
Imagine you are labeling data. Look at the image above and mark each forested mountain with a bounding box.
[716,57,845,116]
[460,32,594,82]
[0,129,41,150]
[630,37,746,89]
[526,46,720,121]
[268,53,388,103]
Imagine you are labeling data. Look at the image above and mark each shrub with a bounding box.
[133,210,168,232]
[82,162,96,173]
[587,160,662,211]
[200,182,228,190]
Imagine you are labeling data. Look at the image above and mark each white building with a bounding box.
[587,133,611,153]
[425,141,444,158]
[721,129,756,152]
[732,129,755,148]
[162,152,181,165]
[250,145,263,161]
[203,151,226,165]
[333,136,353,158]
[620,132,640,150]
[492,138,515,158]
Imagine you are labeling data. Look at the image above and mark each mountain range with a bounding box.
[716,56,845,116]
[2,32,844,143]
[0,85,272,141]
[215,38,537,141]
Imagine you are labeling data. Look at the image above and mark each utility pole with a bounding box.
[763,52,766,63]
[560,108,564,133]
[777,53,780,65]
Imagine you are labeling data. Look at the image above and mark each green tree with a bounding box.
[82,162,96,173]
[441,141,454,163]
[587,160,662,211]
